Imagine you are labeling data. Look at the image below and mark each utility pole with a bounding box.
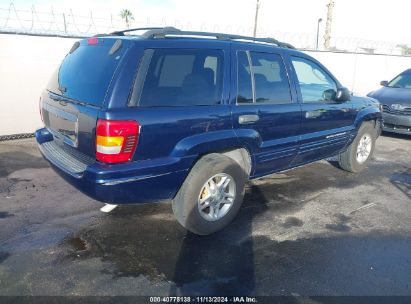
[63,13,67,33]
[316,18,322,50]
[324,0,335,49]
[253,0,260,37]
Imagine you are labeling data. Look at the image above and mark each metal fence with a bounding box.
[0,2,409,55]
[0,3,122,37]
[0,133,34,142]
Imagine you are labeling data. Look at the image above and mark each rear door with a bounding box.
[287,55,356,165]
[41,37,130,157]
[119,42,233,161]
[230,45,302,177]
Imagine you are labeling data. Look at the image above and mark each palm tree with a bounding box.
[119,9,134,28]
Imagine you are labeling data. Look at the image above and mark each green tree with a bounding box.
[119,9,134,28]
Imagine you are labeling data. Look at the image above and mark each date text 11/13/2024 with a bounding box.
[149,296,258,303]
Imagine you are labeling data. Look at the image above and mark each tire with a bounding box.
[338,121,377,173]
[172,153,246,235]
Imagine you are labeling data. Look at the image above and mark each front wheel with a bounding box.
[172,154,246,235]
[338,122,377,173]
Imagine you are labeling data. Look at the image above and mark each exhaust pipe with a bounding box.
[100,204,118,213]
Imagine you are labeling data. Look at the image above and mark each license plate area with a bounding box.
[43,102,78,148]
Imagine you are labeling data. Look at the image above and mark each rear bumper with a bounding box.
[36,128,193,204]
[382,113,411,135]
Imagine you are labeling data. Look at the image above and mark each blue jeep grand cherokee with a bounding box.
[36,27,382,235]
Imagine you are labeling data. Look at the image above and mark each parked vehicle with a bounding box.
[36,27,382,235]
[367,69,411,135]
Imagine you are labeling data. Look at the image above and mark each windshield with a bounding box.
[47,38,128,106]
[387,72,411,89]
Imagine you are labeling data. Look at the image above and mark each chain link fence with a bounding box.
[0,133,34,142]
[0,3,122,37]
[1,2,410,55]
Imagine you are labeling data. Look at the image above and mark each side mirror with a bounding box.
[335,87,351,102]
[380,80,388,86]
[323,89,337,101]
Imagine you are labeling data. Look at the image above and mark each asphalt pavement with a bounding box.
[0,133,410,296]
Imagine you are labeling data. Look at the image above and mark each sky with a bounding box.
[3,0,410,46]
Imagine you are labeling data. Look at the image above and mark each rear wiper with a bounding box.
[58,86,67,94]
[47,91,97,108]
[49,93,66,102]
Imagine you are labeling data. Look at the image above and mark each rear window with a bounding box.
[130,48,224,107]
[47,38,127,106]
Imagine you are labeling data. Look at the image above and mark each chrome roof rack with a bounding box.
[105,27,295,49]
[109,27,179,36]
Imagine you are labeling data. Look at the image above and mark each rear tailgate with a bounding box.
[40,37,130,158]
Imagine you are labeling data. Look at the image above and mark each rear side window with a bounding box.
[47,39,127,106]
[132,49,224,107]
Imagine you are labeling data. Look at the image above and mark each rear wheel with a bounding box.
[338,122,377,173]
[172,154,246,235]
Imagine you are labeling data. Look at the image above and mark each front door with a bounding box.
[230,47,302,178]
[288,55,357,165]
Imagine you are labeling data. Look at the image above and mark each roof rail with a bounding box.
[109,27,180,36]
[102,27,295,49]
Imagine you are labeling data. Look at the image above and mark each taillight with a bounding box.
[96,119,140,164]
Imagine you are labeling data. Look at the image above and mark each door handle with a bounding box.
[239,114,259,124]
[305,110,322,119]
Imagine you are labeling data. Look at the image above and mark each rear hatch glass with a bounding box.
[41,37,129,157]
[47,38,128,106]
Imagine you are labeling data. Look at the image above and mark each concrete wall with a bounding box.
[0,34,76,136]
[1,33,410,136]
[306,50,411,96]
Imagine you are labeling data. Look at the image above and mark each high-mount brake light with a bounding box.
[87,37,99,45]
[96,119,140,164]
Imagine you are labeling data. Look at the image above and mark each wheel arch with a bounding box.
[192,147,252,179]
[354,107,382,130]
[172,146,252,200]
[170,129,254,177]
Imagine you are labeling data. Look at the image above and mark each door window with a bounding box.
[236,51,254,104]
[291,57,337,103]
[236,51,292,104]
[250,52,292,104]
